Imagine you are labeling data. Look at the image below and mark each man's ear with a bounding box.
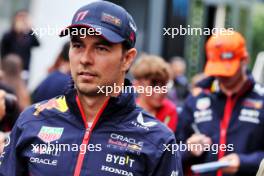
[241,56,249,64]
[121,48,137,72]
[241,56,249,68]
[241,56,249,73]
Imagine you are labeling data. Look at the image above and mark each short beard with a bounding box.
[75,84,101,97]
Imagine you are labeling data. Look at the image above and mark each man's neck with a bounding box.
[78,93,109,123]
[220,74,248,97]
[77,80,125,123]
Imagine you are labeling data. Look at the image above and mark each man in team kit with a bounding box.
[0,1,183,176]
[177,31,264,176]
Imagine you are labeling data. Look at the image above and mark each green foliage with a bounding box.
[252,3,264,67]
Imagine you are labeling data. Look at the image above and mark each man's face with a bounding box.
[14,11,30,32]
[69,35,130,96]
[139,79,167,108]
[171,61,186,78]
[216,61,245,89]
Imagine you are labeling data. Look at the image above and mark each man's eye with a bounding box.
[96,46,109,52]
[72,43,82,48]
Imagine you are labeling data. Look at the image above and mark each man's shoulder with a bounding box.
[123,107,175,147]
[17,96,69,126]
[38,71,70,89]
[247,83,264,112]
[252,83,264,98]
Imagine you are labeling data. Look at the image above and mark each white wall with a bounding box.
[28,0,99,91]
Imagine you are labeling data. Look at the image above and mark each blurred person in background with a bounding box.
[0,10,40,81]
[0,89,19,153]
[177,31,264,176]
[0,71,20,132]
[0,88,19,133]
[168,56,190,108]
[0,86,20,153]
[1,54,31,111]
[0,90,12,153]
[190,73,207,96]
[131,54,178,132]
[32,42,71,103]
[190,73,206,90]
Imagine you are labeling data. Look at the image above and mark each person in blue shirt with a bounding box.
[32,42,71,103]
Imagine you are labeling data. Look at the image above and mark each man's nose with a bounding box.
[80,48,94,65]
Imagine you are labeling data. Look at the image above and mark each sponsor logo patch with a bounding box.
[107,133,143,155]
[194,109,213,123]
[239,109,260,124]
[171,170,179,176]
[196,97,211,110]
[129,21,137,32]
[30,157,57,166]
[105,154,135,168]
[131,112,157,131]
[221,52,234,59]
[101,12,121,27]
[34,96,68,116]
[242,98,263,109]
[101,165,134,176]
[32,144,61,156]
[254,84,264,96]
[38,126,64,143]
[75,10,89,22]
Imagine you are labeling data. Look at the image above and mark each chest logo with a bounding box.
[196,97,211,110]
[38,126,64,143]
[137,112,157,127]
[34,96,68,116]
[239,109,260,124]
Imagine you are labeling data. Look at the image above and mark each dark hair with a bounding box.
[61,42,70,61]
[122,41,132,52]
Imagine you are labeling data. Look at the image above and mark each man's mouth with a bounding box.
[78,71,97,80]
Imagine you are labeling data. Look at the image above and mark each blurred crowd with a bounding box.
[0,10,72,149]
